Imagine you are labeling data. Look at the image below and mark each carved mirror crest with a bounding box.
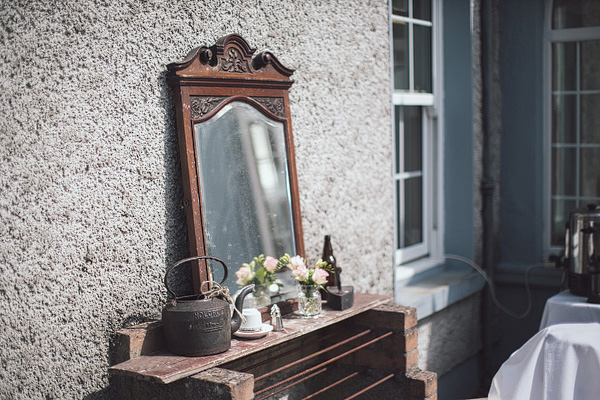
[167,34,304,295]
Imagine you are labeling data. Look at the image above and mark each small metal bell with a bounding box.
[270,304,283,331]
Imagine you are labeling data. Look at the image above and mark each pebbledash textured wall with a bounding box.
[0,0,392,398]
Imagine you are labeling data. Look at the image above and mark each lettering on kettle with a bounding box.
[187,309,226,333]
[193,309,223,319]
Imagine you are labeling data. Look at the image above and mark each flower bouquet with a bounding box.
[235,254,282,308]
[279,254,334,317]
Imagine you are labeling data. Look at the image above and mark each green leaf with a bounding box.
[254,267,267,283]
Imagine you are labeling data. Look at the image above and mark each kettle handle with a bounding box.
[164,256,229,299]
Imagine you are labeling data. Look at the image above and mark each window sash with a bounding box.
[549,40,600,247]
[392,0,439,265]
[392,1,433,94]
[544,0,600,254]
[394,106,432,264]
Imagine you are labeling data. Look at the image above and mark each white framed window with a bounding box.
[544,0,600,254]
[391,0,443,265]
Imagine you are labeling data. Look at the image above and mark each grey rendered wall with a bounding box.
[0,1,392,398]
[418,294,483,398]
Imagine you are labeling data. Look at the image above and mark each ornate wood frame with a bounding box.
[167,34,304,292]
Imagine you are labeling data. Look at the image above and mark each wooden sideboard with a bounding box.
[108,294,437,400]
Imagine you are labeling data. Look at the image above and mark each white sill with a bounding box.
[394,257,485,320]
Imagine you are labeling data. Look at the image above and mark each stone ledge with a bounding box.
[109,367,254,400]
[395,264,485,320]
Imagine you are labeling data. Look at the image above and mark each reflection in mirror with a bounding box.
[194,101,296,292]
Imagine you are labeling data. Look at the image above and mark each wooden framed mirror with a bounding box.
[167,34,304,294]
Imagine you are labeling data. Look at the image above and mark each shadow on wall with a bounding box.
[488,283,563,376]
[94,69,190,400]
[159,68,193,297]
[82,387,115,400]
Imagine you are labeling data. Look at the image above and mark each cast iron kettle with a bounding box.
[162,256,255,356]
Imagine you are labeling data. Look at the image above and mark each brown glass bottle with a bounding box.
[322,235,337,288]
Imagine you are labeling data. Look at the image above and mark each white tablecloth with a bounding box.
[488,323,600,400]
[539,290,600,330]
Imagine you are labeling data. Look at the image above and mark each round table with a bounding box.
[539,290,600,330]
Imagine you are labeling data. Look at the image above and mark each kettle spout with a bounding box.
[231,284,256,333]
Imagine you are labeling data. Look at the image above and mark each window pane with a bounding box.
[393,22,409,90]
[404,107,422,172]
[414,25,432,93]
[552,0,600,29]
[581,40,600,90]
[413,0,432,21]
[552,42,577,91]
[404,177,423,247]
[581,147,600,197]
[552,147,577,196]
[552,94,577,143]
[392,0,408,17]
[549,1,600,251]
[581,94,600,143]
[551,198,577,246]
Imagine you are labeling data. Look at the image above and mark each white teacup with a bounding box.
[240,308,262,331]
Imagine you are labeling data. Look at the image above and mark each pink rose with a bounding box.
[263,256,279,273]
[235,266,253,285]
[312,268,329,285]
[292,264,309,282]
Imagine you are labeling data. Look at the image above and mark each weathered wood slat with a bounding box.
[109,293,390,384]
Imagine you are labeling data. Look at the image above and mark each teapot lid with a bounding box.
[570,204,600,221]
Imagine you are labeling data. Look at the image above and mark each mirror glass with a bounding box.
[194,101,296,292]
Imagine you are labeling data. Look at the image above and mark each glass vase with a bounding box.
[297,285,322,318]
[244,284,271,308]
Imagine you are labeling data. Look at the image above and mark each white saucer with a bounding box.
[233,324,273,339]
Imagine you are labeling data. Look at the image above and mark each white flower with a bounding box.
[312,268,329,286]
[292,264,309,282]
[235,265,253,285]
[288,255,305,269]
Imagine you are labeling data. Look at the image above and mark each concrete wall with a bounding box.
[419,293,484,398]
[418,293,482,376]
[0,1,393,398]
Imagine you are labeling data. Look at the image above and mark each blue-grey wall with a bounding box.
[492,0,564,379]
[440,1,483,398]
[444,0,476,262]
[499,0,546,266]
